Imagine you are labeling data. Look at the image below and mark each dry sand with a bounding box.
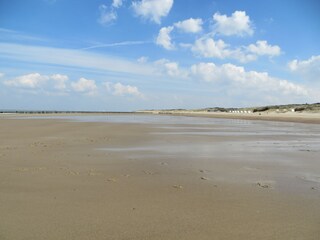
[0,114,320,239]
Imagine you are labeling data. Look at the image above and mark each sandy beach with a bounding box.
[0,114,320,239]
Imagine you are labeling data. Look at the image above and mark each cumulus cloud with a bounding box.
[105,82,143,97]
[289,55,320,71]
[213,11,253,37]
[112,0,123,8]
[288,55,320,83]
[0,72,4,78]
[174,18,203,33]
[156,18,203,50]
[154,59,188,78]
[230,49,257,63]
[247,40,281,56]
[190,62,219,82]
[132,0,173,24]
[191,37,231,59]
[4,73,49,88]
[71,77,97,95]
[50,74,69,90]
[156,26,175,50]
[98,4,117,25]
[3,73,70,92]
[190,37,280,63]
[191,62,308,96]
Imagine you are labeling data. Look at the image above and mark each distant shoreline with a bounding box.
[2,102,320,124]
[2,110,320,124]
[138,111,320,124]
[138,103,320,124]
[0,110,135,114]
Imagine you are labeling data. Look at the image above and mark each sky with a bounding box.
[0,0,319,111]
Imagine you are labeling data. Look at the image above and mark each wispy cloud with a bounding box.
[0,43,155,76]
[81,40,150,50]
[98,4,117,25]
[98,0,124,26]
[0,28,48,42]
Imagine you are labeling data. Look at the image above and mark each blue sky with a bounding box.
[0,0,319,111]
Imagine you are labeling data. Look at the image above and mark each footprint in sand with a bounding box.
[88,169,101,176]
[34,167,47,171]
[159,162,168,166]
[59,167,80,176]
[256,181,274,189]
[242,166,260,171]
[106,178,117,182]
[15,167,47,172]
[30,142,48,148]
[200,176,209,180]
[172,185,183,189]
[69,170,80,176]
[143,170,156,175]
[15,168,30,172]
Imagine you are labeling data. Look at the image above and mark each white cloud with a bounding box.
[213,11,253,36]
[112,0,123,8]
[98,4,117,25]
[82,41,147,50]
[156,26,175,50]
[191,62,309,96]
[288,55,320,82]
[154,59,188,78]
[0,72,4,78]
[105,82,143,97]
[174,18,203,33]
[230,49,257,63]
[137,56,148,63]
[132,0,173,24]
[190,62,220,82]
[71,78,97,95]
[50,74,69,90]
[288,60,298,71]
[3,73,70,91]
[191,37,230,58]
[113,83,142,97]
[247,40,281,56]
[4,73,48,88]
[288,55,320,72]
[0,27,48,43]
[190,37,280,63]
[0,43,154,77]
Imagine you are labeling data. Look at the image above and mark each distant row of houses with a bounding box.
[227,108,303,114]
[228,110,252,114]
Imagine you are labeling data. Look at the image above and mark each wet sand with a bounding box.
[0,114,320,239]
